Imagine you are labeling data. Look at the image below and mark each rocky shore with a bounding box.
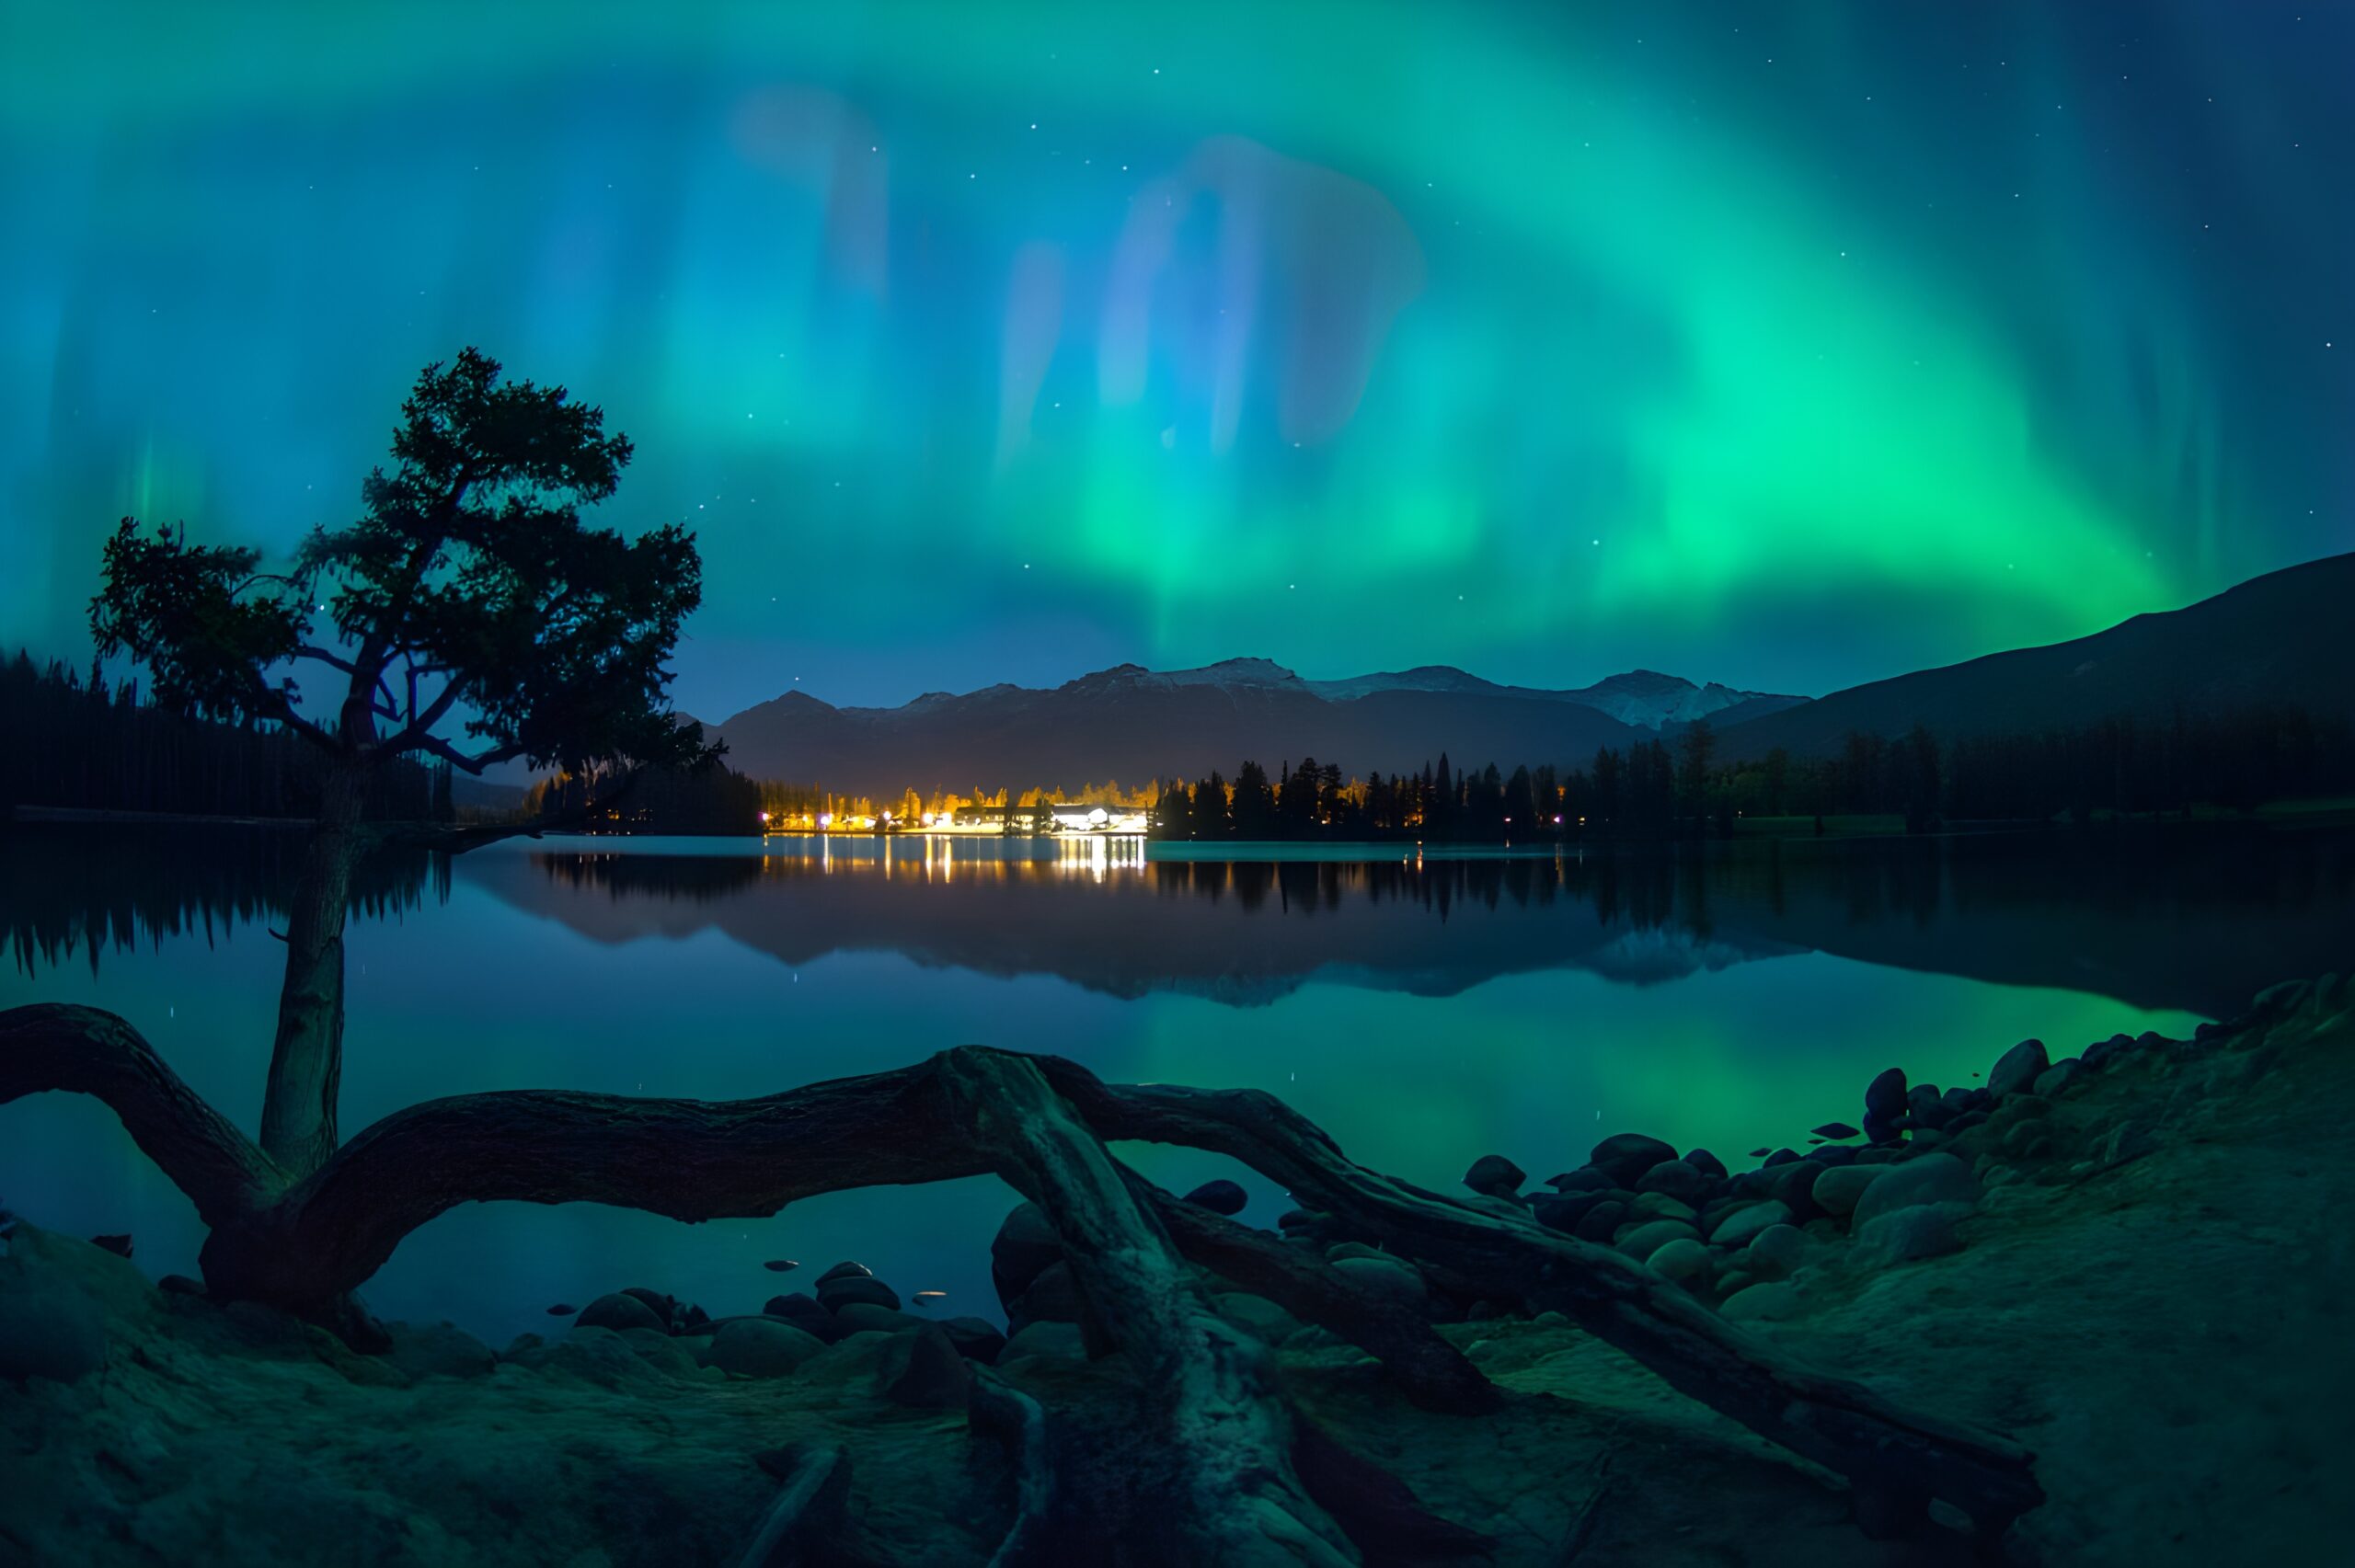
[3,971,2349,1565]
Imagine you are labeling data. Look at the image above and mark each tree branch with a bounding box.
[0,1004,283,1225]
[378,674,468,758]
[405,731,524,776]
[245,680,339,755]
[231,1050,1487,1416]
[293,644,362,677]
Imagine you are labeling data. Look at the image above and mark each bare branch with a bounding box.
[378,675,468,757]
[406,731,524,776]
[293,644,361,676]
[0,1004,283,1225]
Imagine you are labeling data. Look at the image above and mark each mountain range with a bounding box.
[707,552,2355,796]
[708,662,1802,796]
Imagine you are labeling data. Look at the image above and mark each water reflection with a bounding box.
[4,825,444,979]
[477,826,2355,1017]
[8,824,2350,1018]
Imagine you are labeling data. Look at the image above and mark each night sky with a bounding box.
[5,2,2349,719]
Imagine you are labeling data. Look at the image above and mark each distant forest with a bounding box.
[13,648,2351,840]
[1153,705,2355,841]
[2,651,453,822]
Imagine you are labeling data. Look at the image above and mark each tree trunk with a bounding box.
[258,759,366,1177]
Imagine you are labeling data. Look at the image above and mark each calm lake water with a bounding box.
[6,823,2350,1345]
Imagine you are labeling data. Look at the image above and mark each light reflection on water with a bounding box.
[4,824,2348,1344]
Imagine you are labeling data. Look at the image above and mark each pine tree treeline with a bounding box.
[523,760,767,833]
[1150,706,2355,842]
[2,649,452,823]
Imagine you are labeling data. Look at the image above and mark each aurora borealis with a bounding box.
[4,2,2349,716]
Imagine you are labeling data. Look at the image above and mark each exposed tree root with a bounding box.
[1,1000,2058,1543]
[736,1444,850,1568]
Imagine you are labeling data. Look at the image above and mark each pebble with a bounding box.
[546,1303,578,1317]
[618,1287,678,1327]
[1988,1039,2051,1100]
[575,1293,665,1333]
[707,1318,826,1379]
[763,1292,834,1336]
[1590,1132,1679,1185]
[1571,1200,1628,1243]
[2034,1059,2085,1098]
[1464,1153,1527,1199]
[1907,1084,1955,1130]
[1741,1224,1808,1279]
[1810,1122,1860,1140]
[1331,1255,1429,1307]
[817,1275,902,1313]
[1615,1219,1701,1258]
[879,1324,971,1410]
[1647,1237,1713,1284]
[762,1259,798,1273]
[1628,1192,1699,1224]
[1850,1152,1978,1227]
[1635,1159,1710,1204]
[1811,1165,1887,1217]
[1766,1160,1826,1219]
[1709,1201,1792,1250]
[1183,1179,1248,1216]
[993,1204,1063,1310]
[835,1302,924,1336]
[936,1316,1007,1365]
[1720,1282,1804,1323]
[1865,1067,1908,1123]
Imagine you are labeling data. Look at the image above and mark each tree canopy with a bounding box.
[91,347,713,783]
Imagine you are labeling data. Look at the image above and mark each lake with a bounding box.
[6,822,2350,1346]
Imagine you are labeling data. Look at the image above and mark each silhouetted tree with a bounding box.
[1232,761,1278,839]
[86,348,712,1179]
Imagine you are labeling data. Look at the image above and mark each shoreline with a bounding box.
[6,972,2349,1562]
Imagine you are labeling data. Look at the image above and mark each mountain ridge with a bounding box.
[1714,550,2355,760]
[710,660,1786,795]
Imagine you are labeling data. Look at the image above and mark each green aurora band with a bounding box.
[4,2,2345,714]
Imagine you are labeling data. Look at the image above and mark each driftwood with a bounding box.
[936,1047,1357,1565]
[1,1001,2048,1545]
[967,1371,1057,1568]
[1051,1068,2049,1536]
[737,1445,850,1568]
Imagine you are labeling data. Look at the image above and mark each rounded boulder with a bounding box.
[1590,1133,1678,1186]
[707,1317,827,1379]
[1850,1151,1978,1227]
[575,1292,666,1334]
